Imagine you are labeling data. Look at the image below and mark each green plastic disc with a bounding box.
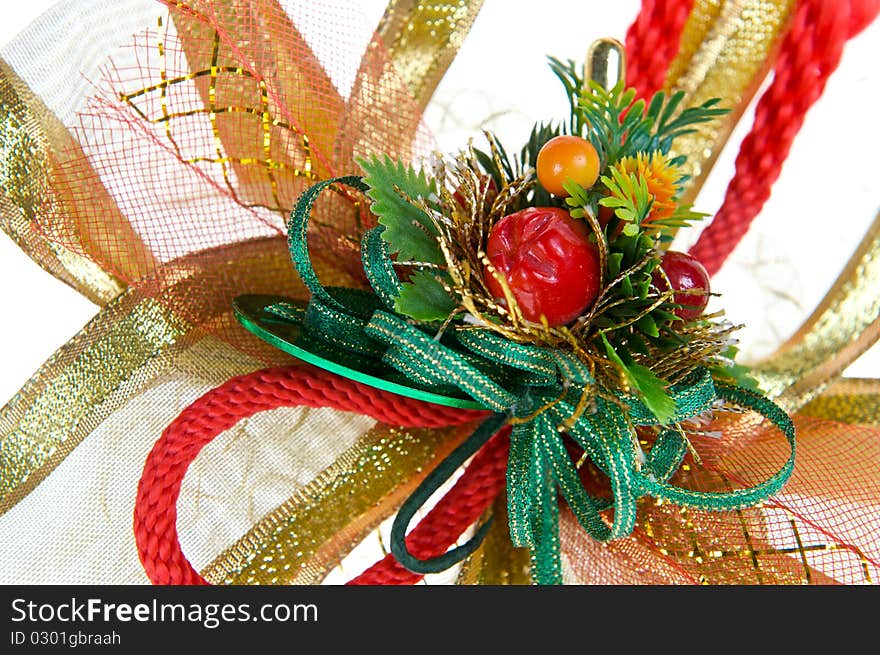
[233,294,485,410]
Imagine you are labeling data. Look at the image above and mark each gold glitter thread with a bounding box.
[0,60,143,304]
[0,291,190,515]
[560,409,880,585]
[201,421,476,585]
[799,378,880,427]
[376,0,485,111]
[456,494,532,585]
[753,211,880,411]
[662,0,796,209]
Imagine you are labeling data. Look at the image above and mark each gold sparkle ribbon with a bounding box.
[456,495,532,584]
[3,0,878,586]
[800,378,880,427]
[659,1,880,413]
[0,290,189,515]
[376,0,485,112]
[0,60,144,304]
[662,0,797,206]
[0,0,484,540]
[753,211,880,411]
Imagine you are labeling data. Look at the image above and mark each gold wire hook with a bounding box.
[585,38,627,90]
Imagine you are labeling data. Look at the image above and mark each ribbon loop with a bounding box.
[270,176,798,585]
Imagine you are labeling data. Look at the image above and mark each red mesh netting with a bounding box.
[31,0,433,359]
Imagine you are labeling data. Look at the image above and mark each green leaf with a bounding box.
[394,270,457,322]
[608,252,624,276]
[636,314,660,338]
[627,363,677,423]
[710,346,762,391]
[357,155,444,264]
[601,334,676,423]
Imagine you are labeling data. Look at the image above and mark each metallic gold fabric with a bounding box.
[753,212,880,410]
[1,60,129,304]
[456,495,532,584]
[0,0,488,579]
[662,0,796,206]
[0,291,188,515]
[376,0,485,111]
[168,1,339,192]
[562,415,880,584]
[1,0,878,586]
[202,421,476,584]
[800,378,880,427]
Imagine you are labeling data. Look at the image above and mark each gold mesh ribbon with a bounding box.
[202,422,476,584]
[456,495,532,585]
[1,0,879,586]
[561,414,880,585]
[0,60,143,303]
[0,0,486,569]
[800,378,880,427]
[376,0,485,111]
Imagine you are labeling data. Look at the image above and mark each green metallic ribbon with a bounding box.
[274,176,796,585]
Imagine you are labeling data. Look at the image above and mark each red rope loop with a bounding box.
[133,366,488,585]
[689,0,877,275]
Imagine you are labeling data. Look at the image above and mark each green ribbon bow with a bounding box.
[259,176,796,585]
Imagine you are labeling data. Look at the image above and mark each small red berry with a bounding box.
[484,207,600,326]
[653,250,710,320]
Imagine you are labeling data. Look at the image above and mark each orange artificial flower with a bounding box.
[616,152,679,223]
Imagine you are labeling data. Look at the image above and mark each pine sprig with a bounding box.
[601,334,676,423]
[546,53,731,169]
[547,56,585,135]
[645,202,708,232]
[578,80,640,165]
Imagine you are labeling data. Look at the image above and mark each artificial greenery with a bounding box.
[358,155,444,264]
[394,269,457,322]
[549,55,728,165]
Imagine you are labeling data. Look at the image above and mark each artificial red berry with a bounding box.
[484,207,600,326]
[653,250,710,320]
[536,135,601,197]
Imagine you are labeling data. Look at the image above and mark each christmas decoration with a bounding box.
[1,0,878,588]
[228,40,798,583]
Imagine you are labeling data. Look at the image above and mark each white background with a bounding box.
[1,0,879,409]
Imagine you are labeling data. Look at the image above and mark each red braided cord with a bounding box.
[625,0,694,98]
[347,428,511,585]
[689,0,878,275]
[134,366,486,584]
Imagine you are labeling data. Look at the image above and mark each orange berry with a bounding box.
[536,135,600,197]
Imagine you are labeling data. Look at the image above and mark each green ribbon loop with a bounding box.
[361,227,402,310]
[275,177,797,584]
